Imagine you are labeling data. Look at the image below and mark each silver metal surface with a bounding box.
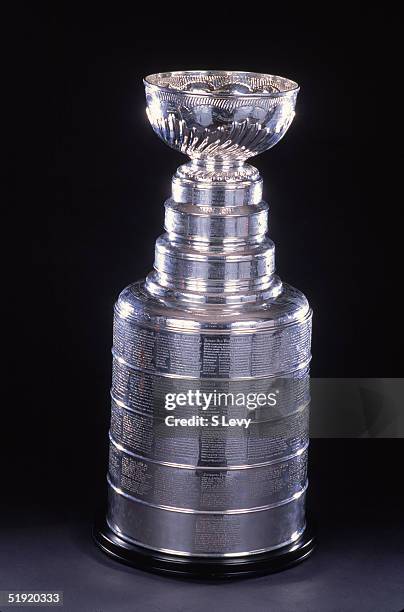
[105,71,311,557]
[144,71,298,163]
[107,485,306,557]
[109,394,309,466]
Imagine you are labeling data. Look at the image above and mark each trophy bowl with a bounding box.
[144,70,299,162]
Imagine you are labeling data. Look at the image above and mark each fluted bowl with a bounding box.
[144,71,299,162]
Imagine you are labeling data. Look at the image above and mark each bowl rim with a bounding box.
[143,70,299,98]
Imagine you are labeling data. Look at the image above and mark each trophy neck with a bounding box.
[144,163,280,305]
[172,160,263,207]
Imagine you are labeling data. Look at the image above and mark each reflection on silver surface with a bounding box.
[109,397,309,466]
[107,485,306,557]
[108,435,308,510]
[105,71,312,557]
[144,71,298,164]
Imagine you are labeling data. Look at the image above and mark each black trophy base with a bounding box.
[93,517,315,580]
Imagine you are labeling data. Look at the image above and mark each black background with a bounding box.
[4,9,403,611]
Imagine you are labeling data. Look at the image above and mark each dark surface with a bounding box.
[1,441,403,611]
[1,515,403,612]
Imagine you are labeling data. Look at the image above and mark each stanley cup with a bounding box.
[94,71,315,577]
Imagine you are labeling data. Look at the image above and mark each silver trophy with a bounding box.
[94,71,315,577]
